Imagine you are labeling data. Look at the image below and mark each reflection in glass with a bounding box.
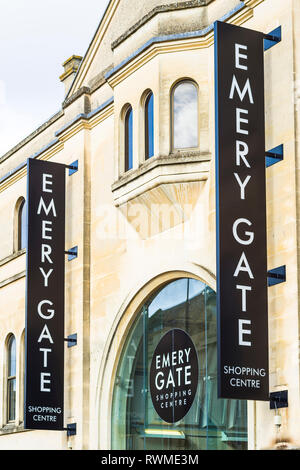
[172,81,198,149]
[111,278,247,450]
[7,336,16,422]
[145,92,154,159]
[125,106,133,171]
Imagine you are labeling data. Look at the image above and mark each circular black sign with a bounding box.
[149,328,199,423]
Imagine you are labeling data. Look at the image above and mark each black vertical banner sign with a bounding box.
[25,158,65,429]
[214,21,269,400]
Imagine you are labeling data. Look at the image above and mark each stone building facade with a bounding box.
[0,0,299,450]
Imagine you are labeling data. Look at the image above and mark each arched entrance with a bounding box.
[111,277,247,450]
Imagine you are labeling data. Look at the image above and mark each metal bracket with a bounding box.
[266,144,284,167]
[267,265,286,287]
[264,26,281,51]
[64,334,77,348]
[270,390,288,410]
[66,160,78,176]
[64,423,77,436]
[65,246,78,261]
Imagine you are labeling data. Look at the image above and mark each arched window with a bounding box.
[18,199,27,250]
[111,278,247,450]
[124,106,133,172]
[172,80,198,150]
[7,335,16,422]
[145,92,154,159]
[19,330,25,423]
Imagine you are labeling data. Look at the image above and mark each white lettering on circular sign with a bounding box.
[149,329,199,423]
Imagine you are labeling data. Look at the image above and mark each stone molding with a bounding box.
[111,0,213,50]
[112,151,211,207]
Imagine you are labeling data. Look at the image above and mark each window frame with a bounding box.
[124,105,133,172]
[144,91,154,160]
[6,335,17,423]
[111,277,248,450]
[18,199,27,251]
[14,197,27,253]
[171,79,199,152]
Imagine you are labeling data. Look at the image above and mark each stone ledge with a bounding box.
[0,423,29,436]
[112,151,211,207]
[0,249,26,267]
[111,0,213,50]
[0,112,63,165]
[62,86,91,110]
[0,270,26,289]
[112,151,211,191]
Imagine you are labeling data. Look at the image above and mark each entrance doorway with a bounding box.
[111,278,247,450]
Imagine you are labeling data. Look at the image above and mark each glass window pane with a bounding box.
[7,336,16,422]
[111,313,144,449]
[125,107,133,171]
[8,379,16,421]
[145,93,154,159]
[20,200,27,250]
[8,336,16,377]
[111,278,248,451]
[173,81,198,149]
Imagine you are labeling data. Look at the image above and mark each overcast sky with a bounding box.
[0,0,110,157]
